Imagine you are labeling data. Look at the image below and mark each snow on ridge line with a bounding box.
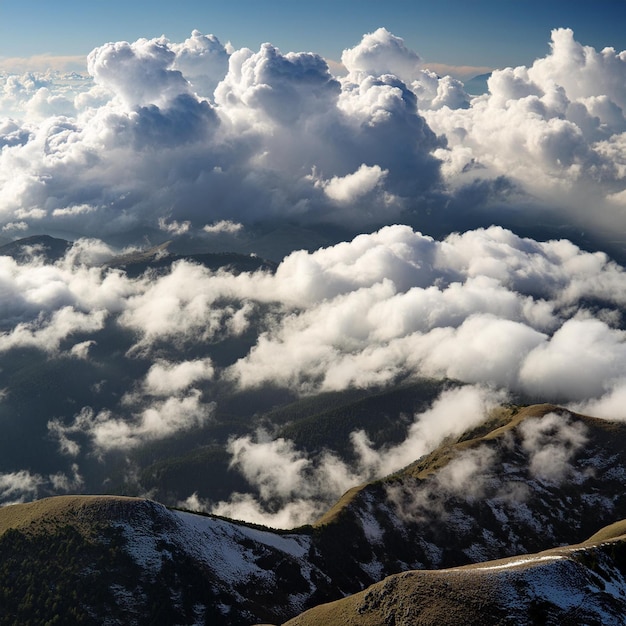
[464,554,566,572]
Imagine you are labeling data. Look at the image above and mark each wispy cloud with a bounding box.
[0,54,87,74]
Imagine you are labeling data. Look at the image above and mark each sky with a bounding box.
[2,1,626,74]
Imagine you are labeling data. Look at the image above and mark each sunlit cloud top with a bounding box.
[0,26,625,256]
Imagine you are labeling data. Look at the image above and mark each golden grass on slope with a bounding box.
[586,519,626,543]
[283,525,626,626]
[368,404,556,484]
[282,566,501,626]
[0,495,144,536]
[312,405,523,528]
[313,485,366,528]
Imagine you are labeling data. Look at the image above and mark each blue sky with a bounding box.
[2,0,626,73]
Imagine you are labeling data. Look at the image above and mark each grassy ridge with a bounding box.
[285,529,626,626]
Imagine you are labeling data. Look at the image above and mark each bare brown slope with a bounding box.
[0,495,151,535]
[284,523,626,626]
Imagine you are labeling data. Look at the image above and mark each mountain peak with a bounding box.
[0,234,72,263]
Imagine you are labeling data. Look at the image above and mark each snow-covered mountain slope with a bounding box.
[0,495,324,625]
[284,527,626,625]
[309,404,626,590]
[114,502,322,624]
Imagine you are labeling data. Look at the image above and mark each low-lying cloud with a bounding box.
[0,465,83,506]
[210,385,503,527]
[1,225,625,463]
[519,412,588,483]
[386,410,590,530]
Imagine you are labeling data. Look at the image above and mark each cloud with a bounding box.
[214,42,341,126]
[0,466,84,506]
[0,219,623,524]
[202,220,243,234]
[49,464,84,492]
[0,248,132,330]
[211,493,321,529]
[69,339,96,359]
[384,412,590,528]
[227,431,312,502]
[572,380,626,420]
[0,222,624,410]
[2,24,626,523]
[47,418,82,457]
[0,470,43,505]
[363,385,506,476]
[519,318,626,402]
[86,38,191,109]
[211,385,504,528]
[52,204,97,217]
[0,28,447,240]
[424,28,626,235]
[424,62,493,81]
[519,411,588,484]
[158,217,191,235]
[142,358,214,396]
[0,28,625,244]
[385,445,499,524]
[0,55,87,74]
[170,30,230,99]
[341,27,422,85]
[117,260,254,352]
[227,224,626,397]
[0,306,106,354]
[319,163,388,204]
[50,391,214,454]
[0,72,88,121]
[2,217,622,405]
[209,431,359,527]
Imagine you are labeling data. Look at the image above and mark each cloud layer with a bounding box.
[2,26,626,524]
[0,222,623,516]
[1,27,625,245]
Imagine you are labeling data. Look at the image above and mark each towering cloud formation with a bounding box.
[0,28,448,239]
[1,27,625,243]
[426,28,626,233]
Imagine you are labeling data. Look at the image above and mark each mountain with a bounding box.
[1,404,626,624]
[0,496,322,625]
[285,522,626,625]
[306,404,626,590]
[0,235,72,263]
[107,241,277,277]
[463,72,491,95]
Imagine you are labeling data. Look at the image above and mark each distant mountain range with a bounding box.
[0,234,278,275]
[2,403,626,624]
[463,72,491,96]
[106,240,278,277]
[0,234,72,264]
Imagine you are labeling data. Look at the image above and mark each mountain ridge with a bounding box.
[1,403,626,624]
[283,528,626,625]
